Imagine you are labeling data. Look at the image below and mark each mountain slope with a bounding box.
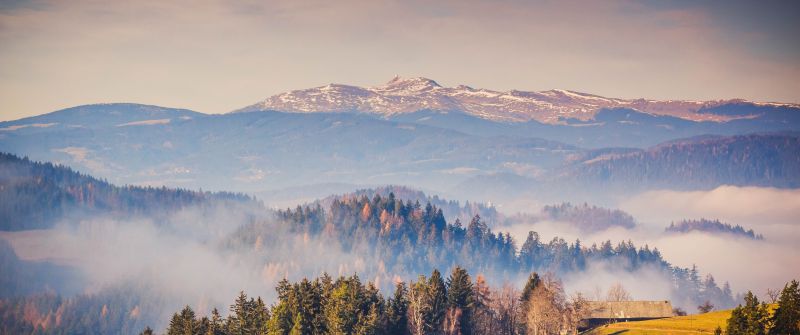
[0,103,203,130]
[453,132,800,203]
[561,132,800,189]
[0,152,255,230]
[0,105,576,195]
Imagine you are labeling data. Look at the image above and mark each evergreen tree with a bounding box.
[255,297,271,334]
[727,291,768,335]
[387,282,410,335]
[229,291,257,335]
[167,306,197,335]
[207,308,224,335]
[426,269,448,334]
[266,302,292,335]
[446,266,474,335]
[289,313,306,335]
[771,280,800,335]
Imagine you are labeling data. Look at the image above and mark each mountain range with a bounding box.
[1,78,799,206]
[238,76,798,124]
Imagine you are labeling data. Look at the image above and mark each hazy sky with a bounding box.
[1,0,798,121]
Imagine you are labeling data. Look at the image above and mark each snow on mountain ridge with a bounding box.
[236,76,798,123]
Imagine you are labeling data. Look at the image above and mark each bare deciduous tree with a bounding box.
[494,283,521,335]
[564,293,590,334]
[606,282,632,302]
[765,288,780,304]
[526,275,567,335]
[408,277,428,335]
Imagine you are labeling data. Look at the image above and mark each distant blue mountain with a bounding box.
[1,103,798,205]
[387,106,800,148]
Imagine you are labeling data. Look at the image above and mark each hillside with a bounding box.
[0,152,256,230]
[561,132,800,189]
[586,309,732,334]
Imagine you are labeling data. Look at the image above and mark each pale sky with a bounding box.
[1,0,798,121]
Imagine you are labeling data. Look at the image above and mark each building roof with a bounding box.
[585,301,674,319]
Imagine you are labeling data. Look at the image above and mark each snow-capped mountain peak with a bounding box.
[235,77,798,123]
[378,76,442,93]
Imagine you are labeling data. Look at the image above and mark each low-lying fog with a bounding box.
[1,185,797,328]
[504,185,800,297]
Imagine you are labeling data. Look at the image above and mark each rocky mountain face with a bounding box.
[237,76,798,124]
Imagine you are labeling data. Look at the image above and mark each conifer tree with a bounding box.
[167,306,197,335]
[266,302,291,335]
[727,291,768,335]
[771,280,800,335]
[387,282,410,335]
[446,266,474,335]
[289,313,306,335]
[427,269,448,334]
[207,308,224,335]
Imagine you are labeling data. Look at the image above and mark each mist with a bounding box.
[620,185,800,295]
[1,203,382,329]
[501,185,800,301]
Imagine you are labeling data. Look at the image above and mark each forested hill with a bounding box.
[665,219,764,240]
[0,152,258,231]
[540,202,637,232]
[318,185,501,225]
[230,192,736,310]
[562,132,800,189]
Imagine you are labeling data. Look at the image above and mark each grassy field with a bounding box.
[584,309,732,334]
